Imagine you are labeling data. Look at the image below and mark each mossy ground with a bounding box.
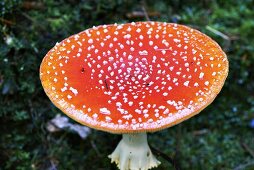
[1,0,254,169]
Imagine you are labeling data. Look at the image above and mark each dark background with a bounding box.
[0,0,254,169]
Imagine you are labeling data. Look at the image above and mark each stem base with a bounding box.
[108,133,160,170]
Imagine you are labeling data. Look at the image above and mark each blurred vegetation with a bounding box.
[1,0,254,169]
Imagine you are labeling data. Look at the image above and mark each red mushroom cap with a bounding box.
[40,22,228,133]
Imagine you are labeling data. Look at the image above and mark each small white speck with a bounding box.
[139,50,148,56]
[135,109,142,114]
[61,87,67,92]
[184,81,189,87]
[163,92,168,96]
[69,87,78,95]
[128,55,133,60]
[194,82,199,87]
[116,102,122,107]
[88,39,93,44]
[198,98,204,102]
[92,114,98,119]
[199,72,204,79]
[163,109,169,114]
[143,109,149,114]
[128,101,133,106]
[144,114,149,118]
[173,78,178,83]
[192,49,197,54]
[120,44,124,49]
[100,108,111,115]
[105,116,112,122]
[173,38,180,43]
[124,34,131,39]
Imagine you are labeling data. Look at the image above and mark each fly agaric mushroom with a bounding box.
[40,22,228,170]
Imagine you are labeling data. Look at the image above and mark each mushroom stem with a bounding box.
[109,133,160,170]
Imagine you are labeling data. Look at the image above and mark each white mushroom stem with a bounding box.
[108,133,160,170]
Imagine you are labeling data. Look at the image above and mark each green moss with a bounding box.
[1,0,254,169]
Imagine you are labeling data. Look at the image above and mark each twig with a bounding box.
[175,125,182,170]
[233,161,254,170]
[205,26,230,40]
[20,11,46,31]
[90,140,102,157]
[192,129,209,136]
[241,142,254,158]
[150,145,181,170]
[141,0,150,21]
[126,11,160,19]
[22,1,45,10]
[21,12,37,23]
[0,18,15,25]
[0,74,3,86]
[206,25,232,51]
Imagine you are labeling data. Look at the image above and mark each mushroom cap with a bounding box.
[40,22,228,133]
